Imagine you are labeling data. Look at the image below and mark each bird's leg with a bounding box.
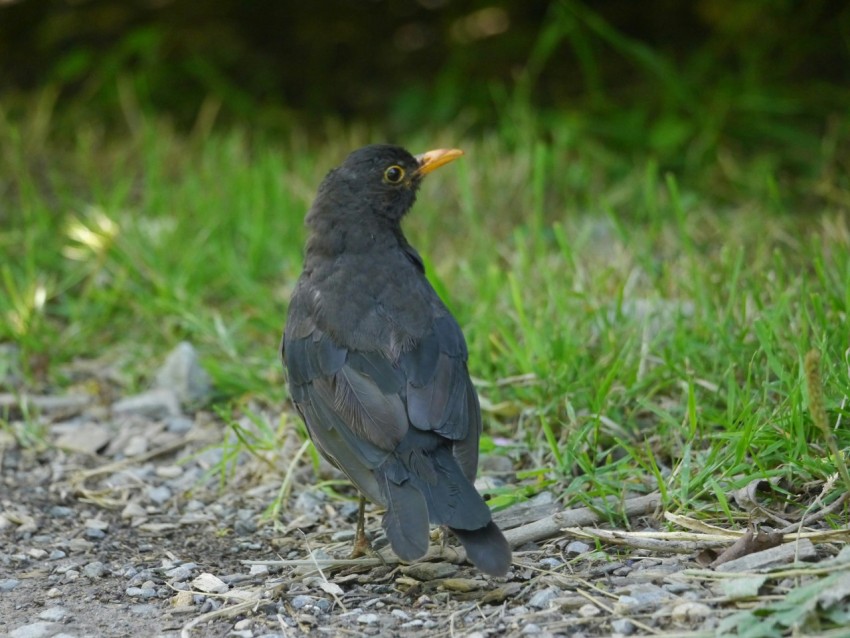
[350,496,371,558]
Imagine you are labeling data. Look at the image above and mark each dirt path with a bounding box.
[1,390,847,638]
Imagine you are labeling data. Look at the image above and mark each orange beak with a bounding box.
[414,148,464,176]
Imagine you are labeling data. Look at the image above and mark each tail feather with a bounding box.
[381,480,430,561]
[450,521,512,576]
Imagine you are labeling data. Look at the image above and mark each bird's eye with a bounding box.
[383,165,405,184]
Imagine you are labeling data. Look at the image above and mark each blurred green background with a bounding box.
[2,0,848,181]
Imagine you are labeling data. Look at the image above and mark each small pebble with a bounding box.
[48,550,66,561]
[0,578,21,591]
[614,595,639,613]
[249,564,269,576]
[147,485,172,505]
[48,506,74,518]
[27,548,49,560]
[85,528,106,540]
[167,415,194,433]
[123,435,149,456]
[522,623,542,634]
[611,618,636,635]
[155,465,184,479]
[84,518,109,530]
[121,502,147,519]
[528,587,560,609]
[578,603,601,617]
[61,570,79,582]
[357,613,379,624]
[671,601,711,621]
[38,607,67,622]
[84,561,106,578]
[566,541,591,555]
[291,595,316,610]
[165,565,194,581]
[185,499,205,512]
[391,609,410,621]
[68,538,94,553]
[9,621,56,638]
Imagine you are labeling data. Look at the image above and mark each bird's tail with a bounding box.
[450,521,512,576]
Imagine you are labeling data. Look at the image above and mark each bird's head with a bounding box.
[314,144,463,223]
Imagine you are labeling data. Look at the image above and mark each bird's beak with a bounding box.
[415,148,464,176]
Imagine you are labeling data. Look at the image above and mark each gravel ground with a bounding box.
[1,347,847,638]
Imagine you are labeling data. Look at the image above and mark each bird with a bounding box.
[281,144,511,577]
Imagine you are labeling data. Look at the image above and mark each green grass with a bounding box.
[2,104,849,534]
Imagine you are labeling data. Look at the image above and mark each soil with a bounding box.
[0,391,845,638]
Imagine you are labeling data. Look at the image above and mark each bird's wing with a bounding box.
[399,314,482,481]
[283,298,482,491]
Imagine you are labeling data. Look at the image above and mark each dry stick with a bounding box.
[778,489,850,535]
[503,493,662,548]
[242,493,663,572]
[419,493,662,566]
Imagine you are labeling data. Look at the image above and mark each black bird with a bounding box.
[281,144,511,577]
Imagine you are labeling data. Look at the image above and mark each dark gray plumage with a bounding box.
[281,144,511,576]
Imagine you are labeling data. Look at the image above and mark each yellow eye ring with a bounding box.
[384,165,405,184]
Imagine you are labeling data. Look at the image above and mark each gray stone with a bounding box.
[9,622,57,638]
[83,561,106,578]
[578,603,601,617]
[68,538,94,553]
[37,606,67,621]
[154,342,212,406]
[166,415,194,433]
[54,421,111,455]
[624,583,675,607]
[528,587,560,609]
[291,595,317,610]
[0,578,21,591]
[48,550,66,560]
[357,613,379,624]
[566,541,591,555]
[85,528,106,540]
[146,485,172,505]
[48,506,74,518]
[522,623,542,634]
[165,565,195,581]
[331,529,356,542]
[313,598,331,613]
[122,434,149,456]
[611,618,636,635]
[670,601,711,621]
[112,388,180,419]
